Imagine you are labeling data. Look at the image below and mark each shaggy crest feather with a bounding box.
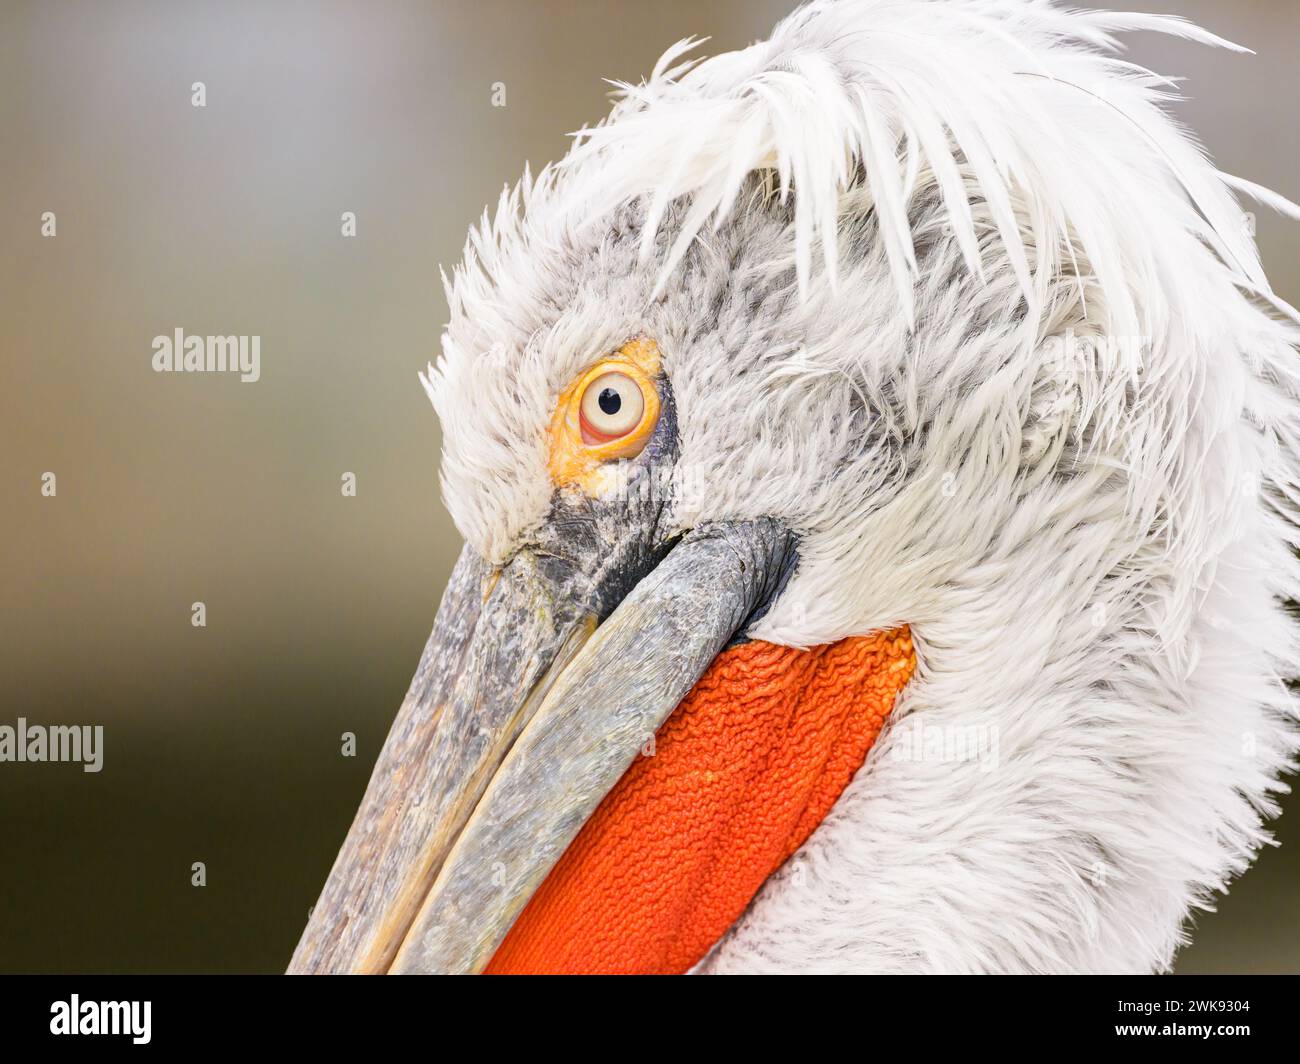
[421,0,1300,973]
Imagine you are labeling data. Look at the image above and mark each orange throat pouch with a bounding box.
[486,627,915,974]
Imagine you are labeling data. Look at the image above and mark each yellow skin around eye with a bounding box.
[547,338,662,493]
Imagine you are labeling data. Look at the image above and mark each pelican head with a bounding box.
[291,0,1300,974]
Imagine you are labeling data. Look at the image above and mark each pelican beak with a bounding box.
[288,519,794,974]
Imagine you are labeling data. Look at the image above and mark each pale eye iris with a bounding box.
[580,371,644,440]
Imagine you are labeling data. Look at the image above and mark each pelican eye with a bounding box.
[580,372,644,442]
[547,337,664,491]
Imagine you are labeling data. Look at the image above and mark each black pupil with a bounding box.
[597,387,622,416]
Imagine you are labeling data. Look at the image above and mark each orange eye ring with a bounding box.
[548,338,663,491]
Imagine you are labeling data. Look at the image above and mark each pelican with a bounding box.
[290,0,1300,974]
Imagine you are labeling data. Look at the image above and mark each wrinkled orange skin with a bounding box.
[486,628,915,975]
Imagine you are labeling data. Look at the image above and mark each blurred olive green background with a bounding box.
[1,0,1296,973]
